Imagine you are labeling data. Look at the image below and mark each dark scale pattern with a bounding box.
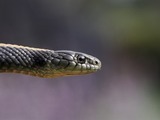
[53,52,75,70]
[0,46,52,74]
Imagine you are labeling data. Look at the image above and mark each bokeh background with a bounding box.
[0,0,160,120]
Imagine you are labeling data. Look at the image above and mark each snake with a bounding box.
[0,43,101,78]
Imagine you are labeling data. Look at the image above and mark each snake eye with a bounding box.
[77,55,86,64]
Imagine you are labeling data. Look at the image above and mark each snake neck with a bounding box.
[0,45,55,77]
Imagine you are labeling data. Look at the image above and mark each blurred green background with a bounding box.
[0,0,160,120]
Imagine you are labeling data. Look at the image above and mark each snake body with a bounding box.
[0,43,101,78]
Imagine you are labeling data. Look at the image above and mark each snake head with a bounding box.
[52,50,101,77]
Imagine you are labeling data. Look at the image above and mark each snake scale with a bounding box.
[0,43,101,78]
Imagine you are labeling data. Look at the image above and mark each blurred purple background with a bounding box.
[0,0,160,120]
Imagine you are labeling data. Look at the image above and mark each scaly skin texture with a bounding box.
[0,43,101,78]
